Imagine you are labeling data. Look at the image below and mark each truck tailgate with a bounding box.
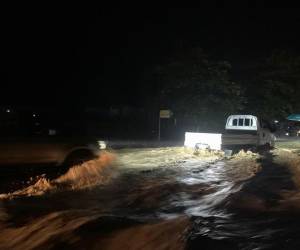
[222,133,258,145]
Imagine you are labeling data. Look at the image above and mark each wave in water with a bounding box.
[0,151,117,200]
[0,210,190,250]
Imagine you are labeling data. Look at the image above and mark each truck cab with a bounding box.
[226,115,258,131]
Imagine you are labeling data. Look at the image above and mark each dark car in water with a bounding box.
[0,106,106,167]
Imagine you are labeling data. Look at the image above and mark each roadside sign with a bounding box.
[160,110,173,119]
[158,109,173,141]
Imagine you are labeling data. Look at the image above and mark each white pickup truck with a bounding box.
[184,115,276,151]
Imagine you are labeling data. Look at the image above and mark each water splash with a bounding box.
[0,151,117,200]
[55,151,117,189]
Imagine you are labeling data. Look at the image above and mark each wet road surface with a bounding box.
[1,147,300,249]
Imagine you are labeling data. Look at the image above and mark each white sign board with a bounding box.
[184,132,222,150]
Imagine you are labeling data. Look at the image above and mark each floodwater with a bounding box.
[1,147,300,249]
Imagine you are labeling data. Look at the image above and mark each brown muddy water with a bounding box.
[0,147,300,250]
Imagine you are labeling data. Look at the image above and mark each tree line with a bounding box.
[142,48,300,131]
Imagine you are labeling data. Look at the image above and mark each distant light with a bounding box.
[286,132,289,136]
[49,129,56,136]
[274,120,279,123]
[33,114,36,117]
[6,109,10,113]
[98,141,107,149]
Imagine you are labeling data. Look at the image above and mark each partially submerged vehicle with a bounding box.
[0,106,107,167]
[0,137,106,167]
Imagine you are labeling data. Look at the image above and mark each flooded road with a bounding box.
[1,146,300,249]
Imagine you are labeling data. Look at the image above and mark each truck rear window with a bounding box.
[245,118,250,126]
[227,116,256,130]
[238,118,243,126]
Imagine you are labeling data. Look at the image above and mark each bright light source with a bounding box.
[33,114,36,117]
[274,120,279,123]
[6,109,10,113]
[98,141,107,149]
[184,132,222,150]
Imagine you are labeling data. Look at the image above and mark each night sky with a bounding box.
[2,7,300,107]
